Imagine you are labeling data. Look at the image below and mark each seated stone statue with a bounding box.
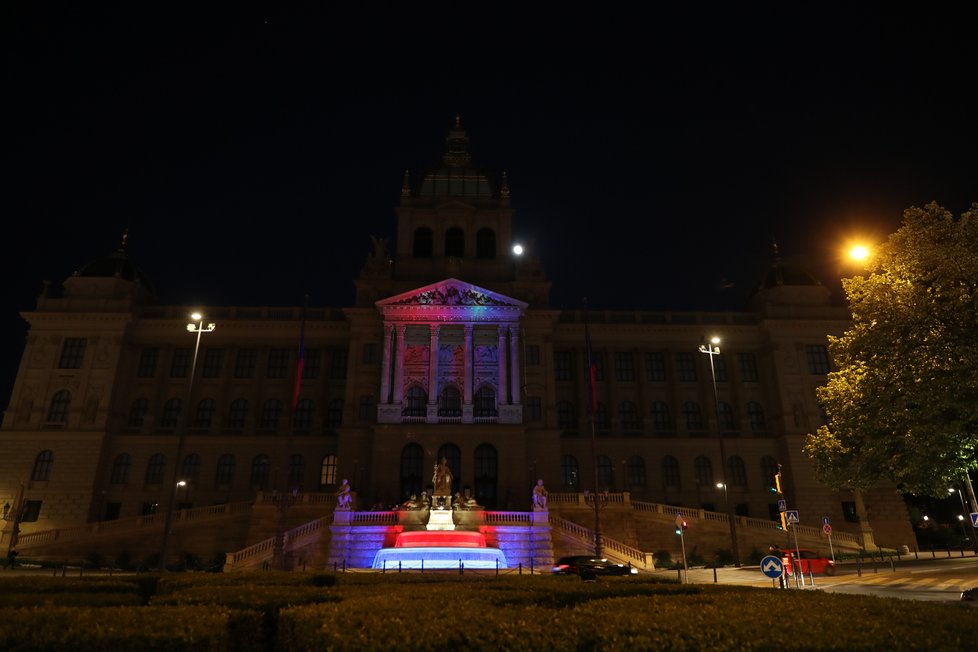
[532,479,548,510]
[336,479,353,510]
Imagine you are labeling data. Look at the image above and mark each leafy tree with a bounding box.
[804,202,978,496]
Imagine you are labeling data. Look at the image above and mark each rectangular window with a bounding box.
[202,348,224,378]
[303,349,322,379]
[330,349,348,380]
[137,347,159,378]
[644,352,665,381]
[677,352,697,382]
[842,501,859,523]
[21,500,42,522]
[613,352,635,381]
[806,344,831,375]
[267,349,289,379]
[170,348,191,378]
[58,338,87,369]
[362,342,378,364]
[525,344,541,366]
[234,349,257,378]
[358,394,374,420]
[554,351,575,381]
[738,352,759,382]
[525,396,542,421]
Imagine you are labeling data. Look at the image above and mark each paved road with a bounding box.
[668,555,978,603]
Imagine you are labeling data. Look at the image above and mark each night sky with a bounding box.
[3,6,976,411]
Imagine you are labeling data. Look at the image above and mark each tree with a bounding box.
[804,202,978,496]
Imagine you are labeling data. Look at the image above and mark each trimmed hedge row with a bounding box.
[0,573,973,651]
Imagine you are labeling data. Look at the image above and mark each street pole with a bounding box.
[3,482,25,561]
[699,336,741,567]
[158,313,214,571]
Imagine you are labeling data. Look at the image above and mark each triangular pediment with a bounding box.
[376,279,527,321]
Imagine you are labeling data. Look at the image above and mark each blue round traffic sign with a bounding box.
[760,555,784,578]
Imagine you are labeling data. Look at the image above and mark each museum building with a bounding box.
[0,120,915,563]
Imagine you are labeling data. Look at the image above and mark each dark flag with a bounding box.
[584,304,598,413]
[291,318,306,412]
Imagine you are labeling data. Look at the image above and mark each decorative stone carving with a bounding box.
[390,287,512,307]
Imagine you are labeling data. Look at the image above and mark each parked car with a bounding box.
[784,548,835,575]
[551,556,638,576]
[961,587,977,602]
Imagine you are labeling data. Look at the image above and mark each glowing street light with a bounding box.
[159,312,215,571]
[848,245,870,261]
[699,335,741,567]
[512,243,524,256]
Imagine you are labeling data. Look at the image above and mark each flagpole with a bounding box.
[584,299,603,559]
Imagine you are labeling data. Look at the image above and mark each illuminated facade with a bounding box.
[0,120,915,562]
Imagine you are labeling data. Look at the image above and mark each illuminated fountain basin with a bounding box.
[372,530,508,569]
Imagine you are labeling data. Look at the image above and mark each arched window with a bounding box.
[445,227,464,257]
[728,455,748,487]
[160,398,181,428]
[128,398,149,428]
[326,399,343,428]
[110,453,131,485]
[594,402,610,432]
[287,454,304,489]
[760,456,780,490]
[32,450,54,481]
[619,401,641,433]
[145,454,166,484]
[626,455,646,487]
[662,455,681,488]
[476,228,496,258]
[227,398,248,428]
[596,455,613,491]
[683,401,704,431]
[294,399,314,429]
[694,456,714,487]
[413,227,433,257]
[718,401,736,431]
[260,399,281,428]
[651,401,673,432]
[180,454,201,482]
[400,444,424,500]
[320,454,338,486]
[557,401,577,430]
[747,401,767,431]
[474,385,496,418]
[474,443,498,508]
[561,454,580,489]
[215,454,235,486]
[194,398,216,428]
[47,390,71,423]
[250,455,271,489]
[404,385,427,417]
[438,386,462,417]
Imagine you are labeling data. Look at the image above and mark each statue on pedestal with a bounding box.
[432,457,453,509]
[336,479,353,510]
[532,479,548,510]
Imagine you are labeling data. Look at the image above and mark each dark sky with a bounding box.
[3,5,977,406]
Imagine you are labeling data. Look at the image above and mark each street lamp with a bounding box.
[158,312,215,571]
[699,336,741,567]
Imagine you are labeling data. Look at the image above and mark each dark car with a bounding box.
[784,548,835,575]
[551,556,638,576]
[961,587,977,602]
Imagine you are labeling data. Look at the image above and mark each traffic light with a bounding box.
[675,519,688,535]
[773,471,783,495]
[779,511,787,531]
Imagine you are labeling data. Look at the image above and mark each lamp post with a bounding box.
[158,312,214,571]
[699,336,741,567]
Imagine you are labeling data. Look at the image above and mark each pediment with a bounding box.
[377,279,527,321]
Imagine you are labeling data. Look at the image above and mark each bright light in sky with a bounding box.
[512,244,524,256]
[849,245,870,261]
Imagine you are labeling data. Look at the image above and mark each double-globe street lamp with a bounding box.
[699,336,741,567]
[158,312,215,571]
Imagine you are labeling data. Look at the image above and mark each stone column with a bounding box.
[497,326,508,406]
[463,324,474,423]
[380,323,393,404]
[392,325,406,404]
[509,325,521,405]
[427,324,440,423]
